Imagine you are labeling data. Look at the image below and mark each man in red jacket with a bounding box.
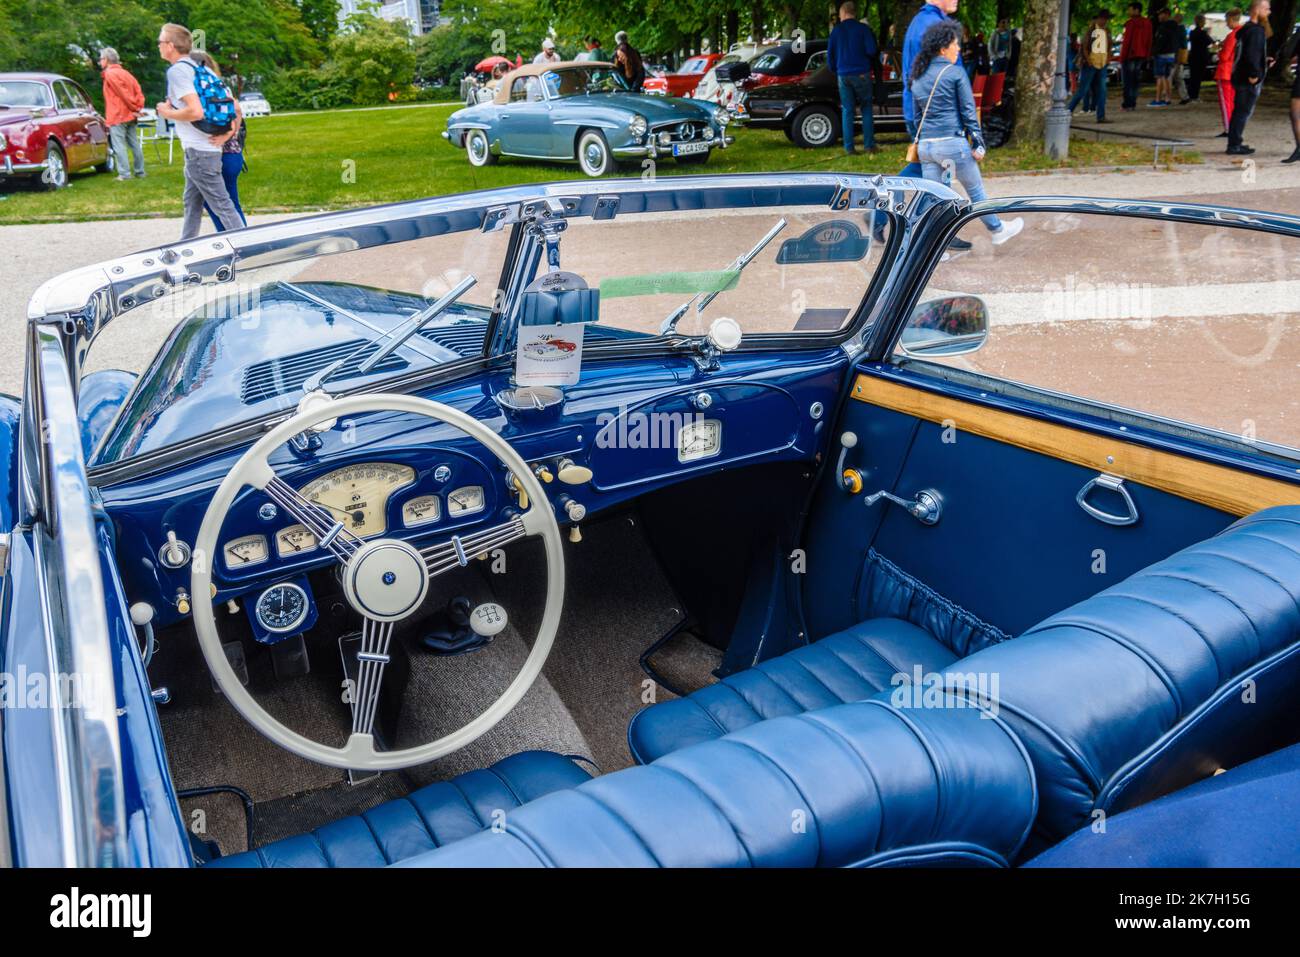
[99,47,146,180]
[1119,3,1152,110]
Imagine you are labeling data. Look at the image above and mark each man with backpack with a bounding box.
[1067,10,1112,123]
[99,48,146,180]
[155,22,243,239]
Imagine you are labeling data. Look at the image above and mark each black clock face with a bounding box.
[256,583,308,633]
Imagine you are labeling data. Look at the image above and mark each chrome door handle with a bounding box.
[1076,473,1139,526]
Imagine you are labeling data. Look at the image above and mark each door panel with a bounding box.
[803,368,1298,641]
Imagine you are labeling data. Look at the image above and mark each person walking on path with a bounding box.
[910,20,1023,247]
[1119,3,1152,110]
[1068,11,1112,123]
[1216,10,1242,136]
[900,0,961,178]
[1187,14,1212,102]
[1227,0,1271,156]
[188,50,246,231]
[828,1,880,153]
[1171,13,1190,103]
[1150,9,1180,107]
[1282,26,1300,162]
[155,22,243,240]
[99,47,145,180]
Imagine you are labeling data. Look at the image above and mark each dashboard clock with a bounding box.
[255,583,310,634]
[224,534,269,568]
[678,418,722,463]
[402,494,441,527]
[298,462,415,538]
[447,485,485,517]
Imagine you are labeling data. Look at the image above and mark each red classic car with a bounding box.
[0,72,113,190]
[642,54,723,97]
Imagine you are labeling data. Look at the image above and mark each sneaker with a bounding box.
[948,236,973,251]
[115,175,131,182]
[1096,117,1112,123]
[1216,131,1229,137]
[990,217,1024,246]
[1147,100,1165,107]
[1283,148,1300,164]
[1179,98,1191,105]
[1226,145,1255,155]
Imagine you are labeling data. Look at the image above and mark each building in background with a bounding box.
[337,0,445,35]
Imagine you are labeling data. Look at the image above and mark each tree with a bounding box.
[331,7,416,103]
[1013,0,1060,143]
[295,0,341,45]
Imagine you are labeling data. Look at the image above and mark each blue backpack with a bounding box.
[181,59,236,134]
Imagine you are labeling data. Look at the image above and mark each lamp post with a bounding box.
[1043,0,1072,159]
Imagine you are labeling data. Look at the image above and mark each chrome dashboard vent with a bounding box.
[241,340,408,404]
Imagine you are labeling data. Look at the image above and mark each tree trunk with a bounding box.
[1013,0,1061,145]
[752,2,765,42]
[727,9,740,49]
[1269,0,1297,72]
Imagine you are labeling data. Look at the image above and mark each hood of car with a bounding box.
[584,92,716,123]
[0,108,37,126]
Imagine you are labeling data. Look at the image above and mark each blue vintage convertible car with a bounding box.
[443,61,733,176]
[3,173,1299,868]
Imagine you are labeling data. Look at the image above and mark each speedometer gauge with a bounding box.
[255,583,309,634]
[298,462,415,538]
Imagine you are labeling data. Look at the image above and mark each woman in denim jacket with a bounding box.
[910,20,1023,245]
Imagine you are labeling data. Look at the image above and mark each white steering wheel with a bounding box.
[191,393,565,771]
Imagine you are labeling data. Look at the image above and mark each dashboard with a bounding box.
[100,350,847,637]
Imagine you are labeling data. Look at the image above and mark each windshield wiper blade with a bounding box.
[660,218,787,335]
[296,274,476,394]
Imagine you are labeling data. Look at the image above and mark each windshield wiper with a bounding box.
[660,218,787,335]
[299,274,477,394]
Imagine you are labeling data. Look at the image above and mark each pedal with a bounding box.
[212,640,249,693]
[270,634,311,679]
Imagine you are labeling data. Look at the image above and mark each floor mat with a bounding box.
[494,512,686,772]
[645,629,722,696]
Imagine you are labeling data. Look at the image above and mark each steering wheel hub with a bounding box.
[342,538,429,622]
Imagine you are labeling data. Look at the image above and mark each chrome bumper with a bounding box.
[1,155,46,176]
[613,134,734,158]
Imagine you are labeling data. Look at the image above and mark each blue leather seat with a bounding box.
[1026,742,1300,867]
[205,751,590,867]
[628,617,957,764]
[630,507,1300,851]
[397,694,1037,868]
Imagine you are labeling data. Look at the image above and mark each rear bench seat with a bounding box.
[398,695,1037,868]
[630,506,1300,847]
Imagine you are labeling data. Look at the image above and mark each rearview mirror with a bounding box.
[898,295,989,356]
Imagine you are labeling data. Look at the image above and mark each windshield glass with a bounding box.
[83,187,897,467]
[0,81,53,108]
[542,66,628,97]
[87,227,509,464]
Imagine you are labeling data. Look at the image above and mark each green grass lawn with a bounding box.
[0,103,1179,225]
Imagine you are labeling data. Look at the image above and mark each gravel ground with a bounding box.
[4,99,1299,397]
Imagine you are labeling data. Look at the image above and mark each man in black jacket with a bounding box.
[1227,0,1270,155]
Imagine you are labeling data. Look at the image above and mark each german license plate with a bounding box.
[672,141,709,156]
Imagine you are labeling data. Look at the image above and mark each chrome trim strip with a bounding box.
[25,325,128,866]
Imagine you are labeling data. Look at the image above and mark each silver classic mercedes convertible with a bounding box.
[4,173,1298,868]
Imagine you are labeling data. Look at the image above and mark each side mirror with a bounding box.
[898,295,989,357]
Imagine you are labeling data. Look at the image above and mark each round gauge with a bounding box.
[255,583,310,634]
[298,462,416,539]
[276,524,319,558]
[224,534,269,568]
[447,485,485,517]
[402,494,442,528]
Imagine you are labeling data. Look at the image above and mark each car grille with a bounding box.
[654,120,709,142]
[241,339,408,404]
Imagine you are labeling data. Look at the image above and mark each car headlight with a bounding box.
[658,131,672,146]
[711,105,730,126]
[629,114,647,138]
[703,127,715,141]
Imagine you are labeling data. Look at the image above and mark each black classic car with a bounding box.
[734,49,906,147]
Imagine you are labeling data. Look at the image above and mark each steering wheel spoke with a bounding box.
[349,615,396,738]
[262,475,363,562]
[421,514,529,579]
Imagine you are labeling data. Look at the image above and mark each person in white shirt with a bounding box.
[533,38,561,65]
[154,22,243,239]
